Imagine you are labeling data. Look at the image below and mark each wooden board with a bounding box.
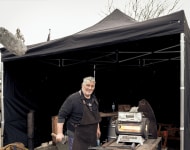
[99,112,118,117]
[51,116,58,144]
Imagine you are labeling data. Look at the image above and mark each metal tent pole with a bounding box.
[94,64,96,79]
[0,51,4,147]
[180,33,185,150]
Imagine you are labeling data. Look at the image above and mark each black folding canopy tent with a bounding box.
[1,9,190,150]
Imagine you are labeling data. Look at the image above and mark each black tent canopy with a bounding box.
[2,9,185,65]
[1,9,190,150]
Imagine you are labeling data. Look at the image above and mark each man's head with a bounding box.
[81,76,96,99]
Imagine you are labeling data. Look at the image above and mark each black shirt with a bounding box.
[57,90,98,132]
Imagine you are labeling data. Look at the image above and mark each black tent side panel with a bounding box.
[2,61,53,147]
[3,64,28,146]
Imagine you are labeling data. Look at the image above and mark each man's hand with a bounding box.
[55,133,64,143]
[97,127,101,139]
[51,133,64,142]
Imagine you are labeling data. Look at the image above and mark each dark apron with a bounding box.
[72,99,100,150]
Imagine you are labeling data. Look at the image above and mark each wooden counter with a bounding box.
[99,112,118,117]
[135,137,162,150]
[88,137,162,150]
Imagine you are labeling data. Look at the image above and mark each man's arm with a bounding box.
[56,122,64,142]
[97,123,101,139]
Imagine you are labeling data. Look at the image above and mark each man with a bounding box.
[56,76,101,150]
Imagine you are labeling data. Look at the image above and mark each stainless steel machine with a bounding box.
[115,111,150,145]
[88,99,158,150]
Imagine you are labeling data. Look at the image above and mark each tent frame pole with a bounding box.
[0,51,4,147]
[180,33,185,150]
[93,64,96,79]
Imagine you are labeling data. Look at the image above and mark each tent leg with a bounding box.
[180,33,185,150]
[0,51,4,147]
[94,64,96,79]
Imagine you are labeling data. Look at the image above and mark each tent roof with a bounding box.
[77,9,137,34]
[1,9,189,64]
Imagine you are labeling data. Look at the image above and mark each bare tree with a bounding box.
[105,0,181,21]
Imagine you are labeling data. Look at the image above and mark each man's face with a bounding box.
[82,80,95,98]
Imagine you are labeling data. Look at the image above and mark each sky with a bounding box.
[0,0,189,46]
